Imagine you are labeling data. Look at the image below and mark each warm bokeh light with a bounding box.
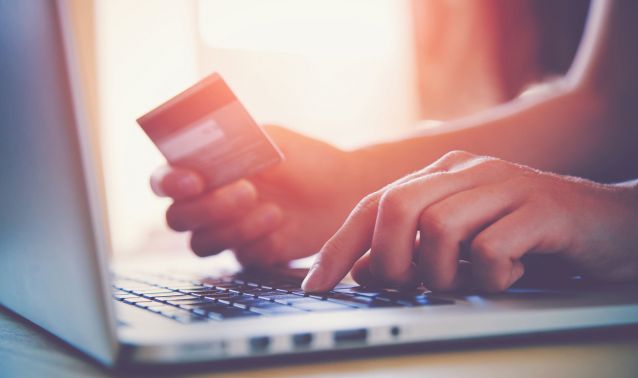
[95,0,419,257]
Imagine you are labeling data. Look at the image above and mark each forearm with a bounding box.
[352,81,637,192]
[350,0,638,193]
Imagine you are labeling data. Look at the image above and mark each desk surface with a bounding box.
[2,307,638,378]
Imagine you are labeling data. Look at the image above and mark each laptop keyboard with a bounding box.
[112,272,454,323]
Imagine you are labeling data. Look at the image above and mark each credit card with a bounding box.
[137,73,284,189]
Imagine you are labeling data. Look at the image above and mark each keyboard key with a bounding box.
[122,297,154,304]
[332,287,384,298]
[141,291,183,298]
[210,293,244,305]
[207,307,261,320]
[155,294,199,302]
[131,288,173,294]
[190,289,226,297]
[272,295,312,305]
[256,291,294,300]
[113,293,137,300]
[166,298,212,306]
[239,287,273,296]
[135,301,171,309]
[231,297,274,309]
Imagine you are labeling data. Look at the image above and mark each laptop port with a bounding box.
[249,336,270,352]
[292,333,313,348]
[334,329,367,344]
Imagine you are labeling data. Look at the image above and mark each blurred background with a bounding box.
[69,0,588,258]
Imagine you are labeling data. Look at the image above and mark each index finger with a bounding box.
[301,192,381,292]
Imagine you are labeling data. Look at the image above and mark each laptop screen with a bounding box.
[0,0,117,366]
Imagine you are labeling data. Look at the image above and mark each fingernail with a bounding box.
[301,263,324,292]
[177,175,201,196]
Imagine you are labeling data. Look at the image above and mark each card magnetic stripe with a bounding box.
[137,73,236,140]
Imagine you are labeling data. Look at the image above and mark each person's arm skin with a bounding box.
[152,0,637,265]
[302,151,638,292]
[352,0,638,194]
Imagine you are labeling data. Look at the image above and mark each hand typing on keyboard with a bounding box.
[302,151,638,293]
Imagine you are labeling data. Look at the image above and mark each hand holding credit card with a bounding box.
[137,73,284,190]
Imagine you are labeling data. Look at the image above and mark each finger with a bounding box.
[189,203,283,257]
[469,204,567,292]
[301,192,381,292]
[166,180,257,231]
[416,180,522,291]
[301,151,482,292]
[351,253,375,286]
[370,159,515,288]
[351,253,420,288]
[150,165,205,200]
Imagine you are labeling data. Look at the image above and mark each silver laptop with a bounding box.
[1,0,637,368]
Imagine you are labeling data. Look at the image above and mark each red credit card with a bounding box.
[137,73,284,189]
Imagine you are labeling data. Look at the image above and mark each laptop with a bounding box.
[1,0,637,368]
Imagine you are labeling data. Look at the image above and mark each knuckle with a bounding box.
[442,150,473,162]
[353,192,381,216]
[378,187,410,220]
[418,209,450,238]
[471,235,502,262]
[473,156,503,171]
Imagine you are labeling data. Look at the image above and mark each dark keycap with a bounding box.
[122,297,154,304]
[155,295,199,303]
[256,292,295,300]
[214,283,246,291]
[135,301,170,309]
[231,297,274,309]
[211,293,245,305]
[142,291,183,298]
[239,287,272,296]
[190,290,227,297]
[173,313,209,323]
[332,287,384,298]
[410,296,454,306]
[166,298,211,306]
[206,306,261,320]
[176,300,216,311]
[113,293,137,300]
[139,303,175,313]
[272,295,314,305]
[158,306,191,317]
[130,288,170,294]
